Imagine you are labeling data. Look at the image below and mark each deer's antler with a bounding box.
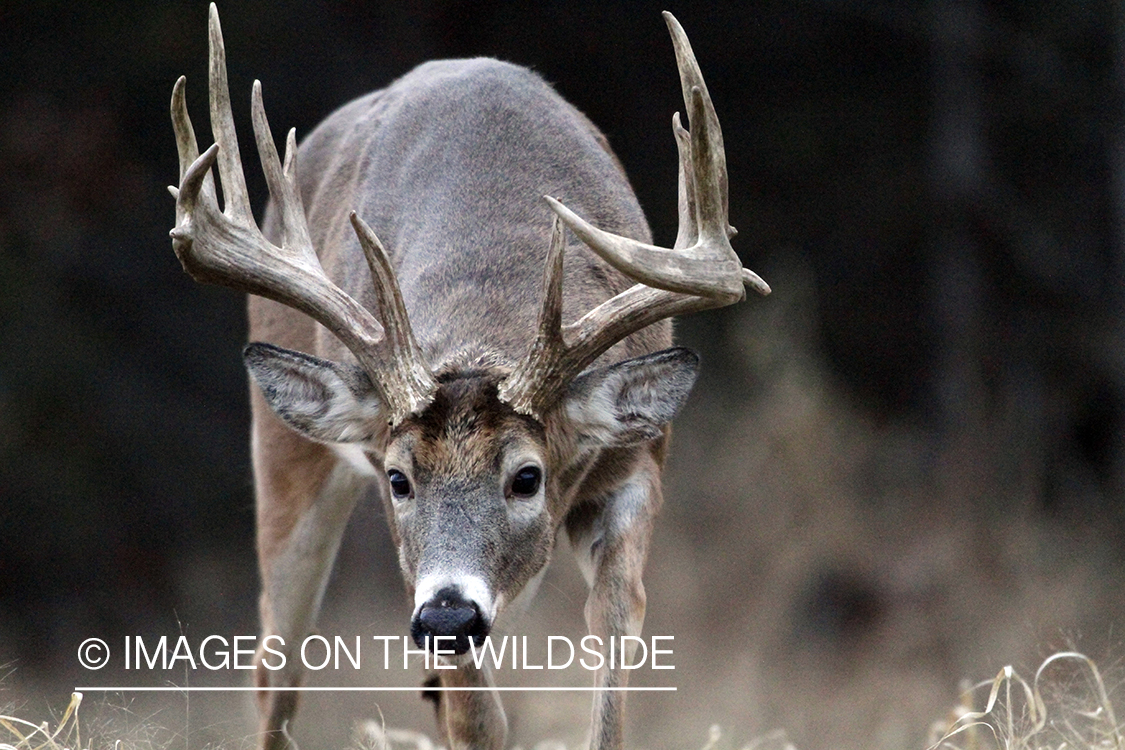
[499,12,769,418]
[169,3,436,424]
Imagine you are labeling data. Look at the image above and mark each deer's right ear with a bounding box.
[243,342,385,443]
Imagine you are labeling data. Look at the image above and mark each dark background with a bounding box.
[3,1,1124,748]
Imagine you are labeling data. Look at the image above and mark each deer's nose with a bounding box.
[411,587,489,654]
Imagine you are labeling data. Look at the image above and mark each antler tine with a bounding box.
[250,81,313,264]
[501,13,769,419]
[498,217,566,413]
[170,77,203,193]
[350,213,438,416]
[664,10,734,244]
[168,3,435,424]
[672,111,697,250]
[206,3,254,225]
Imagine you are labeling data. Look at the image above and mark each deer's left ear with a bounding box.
[563,347,699,447]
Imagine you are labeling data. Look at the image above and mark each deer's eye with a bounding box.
[510,466,542,498]
[387,470,412,499]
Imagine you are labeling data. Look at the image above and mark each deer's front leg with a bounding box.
[427,660,506,750]
[252,414,367,750]
[567,460,662,750]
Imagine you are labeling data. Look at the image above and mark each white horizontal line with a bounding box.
[76,686,675,693]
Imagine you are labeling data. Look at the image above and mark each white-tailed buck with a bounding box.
[170,5,768,749]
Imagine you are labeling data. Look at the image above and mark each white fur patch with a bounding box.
[413,573,496,624]
[569,469,654,589]
[331,443,379,477]
[317,386,383,443]
[565,382,621,443]
[606,471,651,538]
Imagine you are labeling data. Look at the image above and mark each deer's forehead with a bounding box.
[394,375,545,477]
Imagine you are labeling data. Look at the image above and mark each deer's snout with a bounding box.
[411,587,490,655]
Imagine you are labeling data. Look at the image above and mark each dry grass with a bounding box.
[927,653,1123,750]
[5,652,1120,750]
[0,691,250,750]
[1,692,88,750]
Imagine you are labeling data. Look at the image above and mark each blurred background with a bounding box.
[3,1,1125,748]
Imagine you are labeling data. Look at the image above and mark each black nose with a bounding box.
[411,588,490,655]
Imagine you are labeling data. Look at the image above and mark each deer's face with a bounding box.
[384,374,557,655]
[244,342,700,655]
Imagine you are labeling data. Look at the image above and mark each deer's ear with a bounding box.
[244,342,384,443]
[563,347,699,447]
